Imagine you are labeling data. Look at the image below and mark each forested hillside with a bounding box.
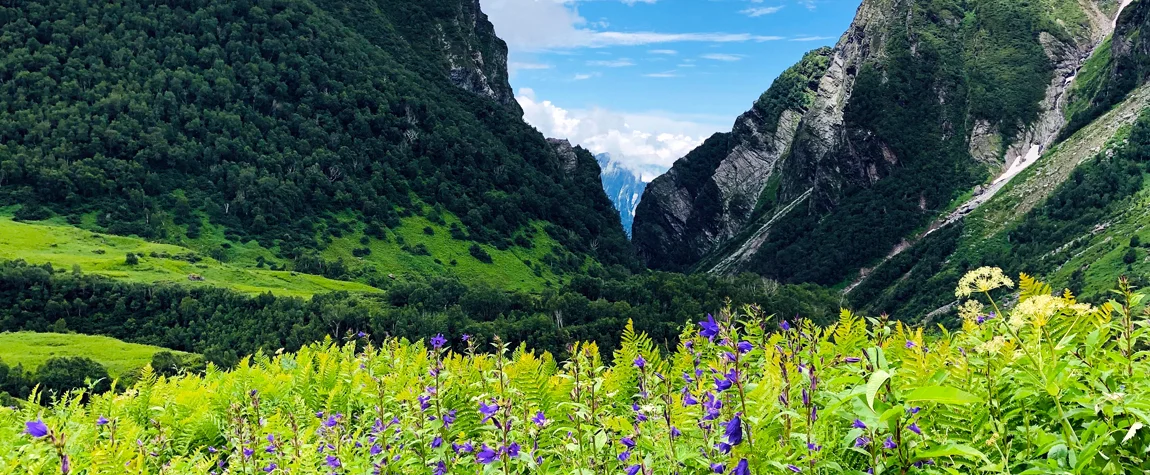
[845,0,1150,321]
[0,0,858,379]
[0,0,636,281]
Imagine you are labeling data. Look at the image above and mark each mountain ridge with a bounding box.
[634,0,1127,289]
[595,153,647,236]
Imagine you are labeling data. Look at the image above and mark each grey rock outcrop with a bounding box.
[632,47,833,271]
[438,0,518,109]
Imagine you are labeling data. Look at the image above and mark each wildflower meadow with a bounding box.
[1,268,1148,474]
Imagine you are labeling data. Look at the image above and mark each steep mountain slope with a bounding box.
[849,1,1150,320]
[852,90,1150,321]
[0,0,637,289]
[635,0,1120,285]
[633,47,832,271]
[1064,0,1150,135]
[595,153,646,236]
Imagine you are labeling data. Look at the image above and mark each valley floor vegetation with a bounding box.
[2,267,1148,474]
[0,259,839,366]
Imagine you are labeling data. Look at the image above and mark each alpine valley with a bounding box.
[3,0,1150,473]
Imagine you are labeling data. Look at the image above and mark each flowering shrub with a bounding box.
[1,268,1148,474]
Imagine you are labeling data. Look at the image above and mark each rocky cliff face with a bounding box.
[437,0,519,109]
[775,0,896,207]
[634,0,1118,283]
[595,153,647,236]
[632,48,832,271]
[324,0,519,111]
[548,138,582,173]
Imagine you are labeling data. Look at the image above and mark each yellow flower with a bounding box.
[955,266,1014,298]
[957,300,985,321]
[1010,294,1092,330]
[976,336,1006,355]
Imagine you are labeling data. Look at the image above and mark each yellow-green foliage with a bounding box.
[0,333,187,378]
[1,269,1147,474]
[0,215,381,298]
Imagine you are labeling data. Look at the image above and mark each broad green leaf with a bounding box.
[1074,433,1112,472]
[866,370,891,410]
[914,443,989,462]
[903,385,980,405]
[879,406,904,423]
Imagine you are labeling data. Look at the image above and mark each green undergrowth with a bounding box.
[2,270,1148,473]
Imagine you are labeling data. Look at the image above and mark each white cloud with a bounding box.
[588,32,783,47]
[517,88,724,177]
[482,0,783,51]
[644,71,680,78]
[741,5,784,16]
[701,53,744,61]
[508,62,553,73]
[572,72,600,80]
[790,35,835,41]
[587,59,636,67]
[649,49,678,55]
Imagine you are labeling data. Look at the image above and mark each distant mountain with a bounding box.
[595,153,647,236]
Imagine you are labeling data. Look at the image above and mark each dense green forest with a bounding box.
[0,259,839,367]
[0,0,636,273]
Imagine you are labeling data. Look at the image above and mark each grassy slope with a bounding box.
[1,201,565,295]
[0,332,186,377]
[0,211,381,298]
[319,209,565,292]
[958,85,1150,296]
[982,84,1149,293]
[1064,35,1114,123]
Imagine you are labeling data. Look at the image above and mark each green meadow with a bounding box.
[0,332,186,377]
[0,214,381,298]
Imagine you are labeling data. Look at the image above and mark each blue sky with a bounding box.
[482,0,861,179]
